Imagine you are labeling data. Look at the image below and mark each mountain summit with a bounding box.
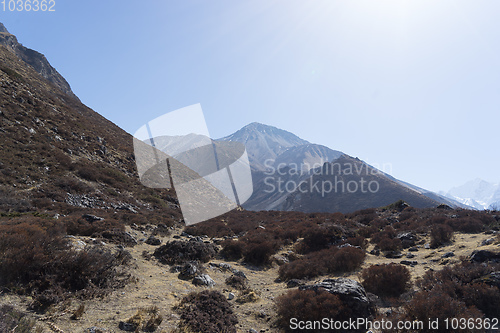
[219,122,309,170]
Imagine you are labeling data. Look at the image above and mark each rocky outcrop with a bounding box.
[299,278,375,318]
[0,22,78,100]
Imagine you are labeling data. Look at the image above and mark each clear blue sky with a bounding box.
[2,0,499,192]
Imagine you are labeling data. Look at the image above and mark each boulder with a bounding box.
[470,250,500,263]
[193,274,215,287]
[145,236,161,246]
[299,278,374,318]
[178,262,199,280]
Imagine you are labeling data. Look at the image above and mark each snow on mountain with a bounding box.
[442,178,500,210]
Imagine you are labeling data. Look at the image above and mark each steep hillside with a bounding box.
[0,30,180,222]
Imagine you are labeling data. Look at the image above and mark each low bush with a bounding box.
[225,274,248,290]
[174,290,238,333]
[185,220,233,238]
[418,261,500,318]
[377,236,402,252]
[295,225,343,254]
[153,240,217,265]
[279,246,365,281]
[430,224,454,248]
[383,289,483,333]
[446,217,484,233]
[360,263,412,297]
[276,289,354,333]
[0,217,131,310]
[220,239,245,260]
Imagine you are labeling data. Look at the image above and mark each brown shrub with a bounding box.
[225,275,248,290]
[295,225,343,254]
[446,217,484,233]
[385,289,484,333]
[418,261,500,318]
[220,239,245,260]
[0,218,130,310]
[174,290,238,333]
[361,263,412,297]
[153,240,217,265]
[279,246,365,281]
[430,224,454,248]
[185,220,233,238]
[276,289,353,333]
[377,236,402,252]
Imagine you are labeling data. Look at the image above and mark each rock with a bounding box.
[397,232,417,241]
[299,278,375,318]
[219,263,233,271]
[145,236,161,246]
[369,249,380,256]
[193,274,215,287]
[400,260,418,266]
[424,243,431,249]
[101,230,137,246]
[470,250,500,263]
[178,262,199,280]
[249,329,258,333]
[286,279,304,288]
[87,327,106,333]
[406,253,416,259]
[385,251,402,259]
[82,214,104,222]
[228,292,235,300]
[474,272,500,288]
[118,321,136,331]
[234,270,247,279]
[408,247,419,252]
[481,238,494,246]
[442,252,455,258]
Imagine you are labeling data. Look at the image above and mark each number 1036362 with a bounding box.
[1,0,55,12]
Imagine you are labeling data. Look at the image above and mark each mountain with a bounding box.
[0,22,78,100]
[0,22,180,221]
[221,123,462,213]
[442,179,500,210]
[219,122,310,170]
[278,155,442,213]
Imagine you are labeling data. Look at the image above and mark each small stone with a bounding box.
[442,252,455,258]
[228,293,235,300]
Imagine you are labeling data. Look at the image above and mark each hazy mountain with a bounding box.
[442,179,500,210]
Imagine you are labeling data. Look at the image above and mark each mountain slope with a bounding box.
[278,155,442,213]
[0,25,180,221]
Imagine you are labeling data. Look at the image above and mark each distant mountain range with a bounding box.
[440,179,500,210]
[218,123,466,213]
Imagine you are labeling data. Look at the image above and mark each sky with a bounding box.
[1,0,499,192]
